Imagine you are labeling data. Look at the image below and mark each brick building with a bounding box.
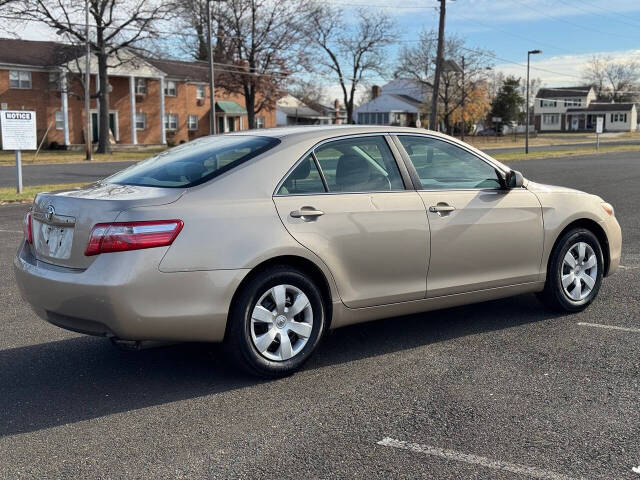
[0,38,275,148]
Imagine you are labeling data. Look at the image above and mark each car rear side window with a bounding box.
[277,155,327,195]
[313,136,404,193]
[107,135,280,188]
[398,135,502,190]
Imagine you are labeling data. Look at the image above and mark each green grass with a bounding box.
[0,183,88,204]
[493,144,640,162]
[0,149,165,166]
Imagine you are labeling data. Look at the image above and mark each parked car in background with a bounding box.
[14,126,621,377]
[476,127,501,136]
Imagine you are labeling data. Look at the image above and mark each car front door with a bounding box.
[394,134,544,298]
[272,135,430,308]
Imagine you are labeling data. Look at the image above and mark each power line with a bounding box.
[510,0,640,41]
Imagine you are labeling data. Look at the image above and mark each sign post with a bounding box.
[596,116,603,151]
[0,110,37,193]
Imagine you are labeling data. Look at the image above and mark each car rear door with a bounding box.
[393,134,544,298]
[272,134,430,308]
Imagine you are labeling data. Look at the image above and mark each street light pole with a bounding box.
[525,49,542,154]
[84,0,92,161]
[206,0,217,135]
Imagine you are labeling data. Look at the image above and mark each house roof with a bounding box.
[0,38,82,67]
[390,94,422,107]
[278,105,327,119]
[144,57,211,82]
[566,103,635,113]
[536,86,592,99]
[216,100,246,114]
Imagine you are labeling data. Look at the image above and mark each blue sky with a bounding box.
[345,0,640,87]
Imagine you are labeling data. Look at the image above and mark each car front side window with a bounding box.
[398,135,502,190]
[313,136,404,193]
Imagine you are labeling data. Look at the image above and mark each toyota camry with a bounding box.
[14,126,621,377]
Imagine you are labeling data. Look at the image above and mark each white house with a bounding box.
[533,86,637,132]
[354,79,430,126]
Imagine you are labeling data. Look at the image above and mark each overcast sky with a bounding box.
[6,0,640,103]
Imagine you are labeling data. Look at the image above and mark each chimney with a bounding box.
[372,85,381,99]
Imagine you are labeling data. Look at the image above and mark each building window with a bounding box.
[542,114,559,125]
[540,99,556,107]
[564,98,582,107]
[196,85,206,99]
[187,114,198,130]
[55,111,64,130]
[9,70,32,89]
[135,112,147,130]
[255,116,265,129]
[164,80,177,96]
[164,113,178,130]
[135,78,147,95]
[611,113,627,123]
[49,72,61,91]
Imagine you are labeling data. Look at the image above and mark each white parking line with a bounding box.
[619,265,640,271]
[377,437,583,480]
[577,322,640,334]
[0,229,21,234]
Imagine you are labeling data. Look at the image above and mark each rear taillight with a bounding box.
[23,211,33,244]
[85,220,183,256]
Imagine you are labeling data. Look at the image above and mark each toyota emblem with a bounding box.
[46,205,55,222]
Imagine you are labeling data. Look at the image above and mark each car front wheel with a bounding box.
[225,266,326,378]
[537,227,604,312]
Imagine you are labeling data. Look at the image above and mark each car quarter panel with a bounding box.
[527,183,622,277]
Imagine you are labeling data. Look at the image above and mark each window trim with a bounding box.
[9,70,32,89]
[135,78,147,95]
[135,112,147,130]
[195,84,206,99]
[391,133,513,192]
[164,80,177,97]
[55,110,64,130]
[187,114,198,131]
[164,113,178,131]
[273,133,412,197]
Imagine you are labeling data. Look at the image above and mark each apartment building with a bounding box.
[0,38,275,149]
[533,85,637,133]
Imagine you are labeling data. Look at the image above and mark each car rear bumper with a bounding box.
[13,241,248,342]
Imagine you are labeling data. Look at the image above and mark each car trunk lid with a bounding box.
[30,183,184,269]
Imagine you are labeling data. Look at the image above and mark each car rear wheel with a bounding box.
[225,266,326,378]
[537,228,604,312]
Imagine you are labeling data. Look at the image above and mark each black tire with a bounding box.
[224,266,326,378]
[537,227,604,312]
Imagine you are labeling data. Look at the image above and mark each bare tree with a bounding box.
[307,4,396,124]
[17,0,173,153]
[213,0,310,129]
[583,54,640,102]
[396,30,493,134]
[164,0,229,61]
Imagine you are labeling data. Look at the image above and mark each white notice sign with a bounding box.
[596,116,604,134]
[1,110,37,150]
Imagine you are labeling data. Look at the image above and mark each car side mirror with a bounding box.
[504,169,524,188]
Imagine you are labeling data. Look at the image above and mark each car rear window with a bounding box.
[106,135,280,188]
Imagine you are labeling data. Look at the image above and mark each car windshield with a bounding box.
[106,135,280,188]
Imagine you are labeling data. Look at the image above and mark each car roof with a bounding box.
[225,125,441,141]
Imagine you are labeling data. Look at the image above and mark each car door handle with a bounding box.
[290,207,325,219]
[428,203,456,214]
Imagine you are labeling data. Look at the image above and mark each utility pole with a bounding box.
[84,0,92,161]
[460,55,465,141]
[429,0,447,131]
[206,0,217,135]
[525,49,542,154]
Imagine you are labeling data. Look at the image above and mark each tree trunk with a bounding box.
[97,50,110,154]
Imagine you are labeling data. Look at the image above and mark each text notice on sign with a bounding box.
[1,110,37,150]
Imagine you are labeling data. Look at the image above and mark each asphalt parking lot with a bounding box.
[0,151,639,479]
